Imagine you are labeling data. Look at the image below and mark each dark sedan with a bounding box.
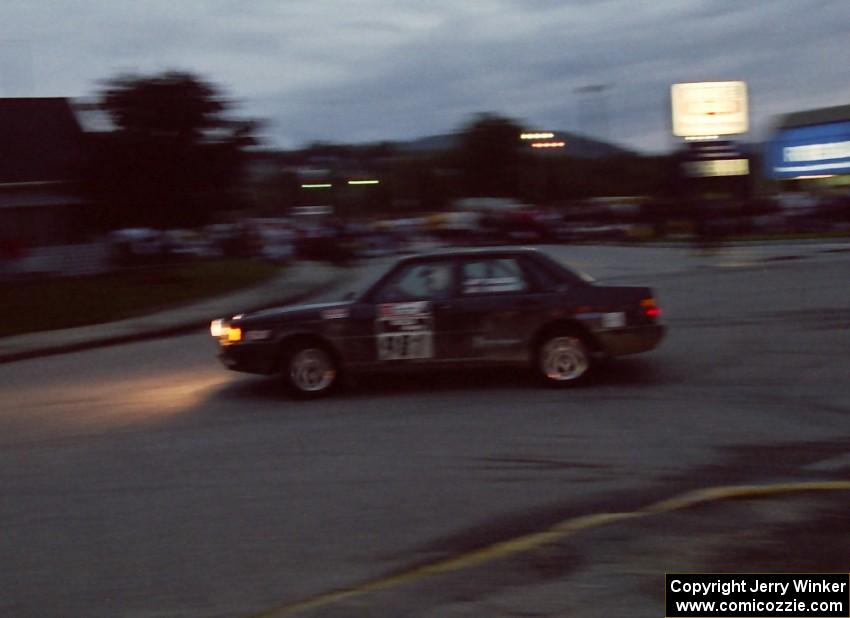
[211,248,664,397]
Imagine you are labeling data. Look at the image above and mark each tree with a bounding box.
[456,113,525,197]
[89,71,257,230]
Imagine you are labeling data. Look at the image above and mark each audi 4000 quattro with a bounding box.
[211,248,664,397]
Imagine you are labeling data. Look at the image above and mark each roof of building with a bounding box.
[0,97,86,184]
[0,183,86,209]
[776,104,850,130]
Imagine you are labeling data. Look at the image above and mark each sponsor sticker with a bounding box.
[321,307,350,320]
[601,312,626,328]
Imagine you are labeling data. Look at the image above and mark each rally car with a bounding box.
[211,247,664,397]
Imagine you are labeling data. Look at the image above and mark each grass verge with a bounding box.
[0,259,281,338]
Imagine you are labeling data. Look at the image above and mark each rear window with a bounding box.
[529,253,592,287]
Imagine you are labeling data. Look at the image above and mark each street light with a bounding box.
[530,141,565,149]
[520,132,555,140]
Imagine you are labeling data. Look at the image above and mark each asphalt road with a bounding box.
[1,246,849,618]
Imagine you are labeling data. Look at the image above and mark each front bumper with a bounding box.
[595,324,665,356]
[218,342,278,375]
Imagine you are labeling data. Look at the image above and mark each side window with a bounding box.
[462,258,529,295]
[373,261,454,302]
[522,256,562,291]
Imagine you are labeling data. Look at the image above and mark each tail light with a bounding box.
[641,297,661,319]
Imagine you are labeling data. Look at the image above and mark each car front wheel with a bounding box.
[284,343,338,397]
[537,331,592,386]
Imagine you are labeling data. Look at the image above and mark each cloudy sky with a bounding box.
[2,0,849,152]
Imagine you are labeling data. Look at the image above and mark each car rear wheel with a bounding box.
[537,331,592,386]
[283,343,338,398]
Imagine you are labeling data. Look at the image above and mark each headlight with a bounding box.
[211,318,257,343]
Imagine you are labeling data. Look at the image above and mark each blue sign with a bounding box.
[765,120,850,179]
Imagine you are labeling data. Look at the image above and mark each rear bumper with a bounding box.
[595,324,665,356]
[218,342,278,375]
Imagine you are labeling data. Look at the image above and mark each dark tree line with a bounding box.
[84,72,673,229]
[383,113,672,212]
[86,71,257,231]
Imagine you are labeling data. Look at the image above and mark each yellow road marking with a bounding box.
[248,480,850,617]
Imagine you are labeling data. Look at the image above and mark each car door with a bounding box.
[353,258,460,365]
[449,256,548,362]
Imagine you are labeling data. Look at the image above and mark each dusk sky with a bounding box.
[2,1,849,153]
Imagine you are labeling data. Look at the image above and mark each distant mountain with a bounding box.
[396,133,459,153]
[549,132,635,158]
[396,130,634,158]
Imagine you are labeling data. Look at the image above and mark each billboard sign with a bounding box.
[765,119,850,179]
[671,81,749,137]
[682,158,749,177]
[680,140,750,178]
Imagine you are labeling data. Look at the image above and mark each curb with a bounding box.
[249,480,850,617]
[0,269,349,365]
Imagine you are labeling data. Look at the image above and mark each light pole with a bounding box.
[575,84,610,143]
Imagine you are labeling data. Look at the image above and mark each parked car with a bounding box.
[211,248,664,397]
[251,220,296,263]
[107,228,164,266]
[161,229,218,259]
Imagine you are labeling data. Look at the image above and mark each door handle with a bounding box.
[435,301,454,311]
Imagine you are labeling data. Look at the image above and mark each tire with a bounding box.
[282,341,339,398]
[536,329,593,386]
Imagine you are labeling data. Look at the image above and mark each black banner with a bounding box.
[666,573,849,617]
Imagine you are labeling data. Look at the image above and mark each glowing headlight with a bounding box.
[210,319,224,337]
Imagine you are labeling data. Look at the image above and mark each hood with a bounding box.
[235,300,354,325]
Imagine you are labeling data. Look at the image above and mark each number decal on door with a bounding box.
[376,302,435,360]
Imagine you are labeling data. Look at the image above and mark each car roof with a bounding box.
[395,246,543,264]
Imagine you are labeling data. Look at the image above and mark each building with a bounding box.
[0,97,89,249]
[764,104,850,189]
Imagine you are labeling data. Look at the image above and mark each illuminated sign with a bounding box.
[783,140,850,162]
[766,119,850,179]
[671,81,749,137]
[520,132,554,140]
